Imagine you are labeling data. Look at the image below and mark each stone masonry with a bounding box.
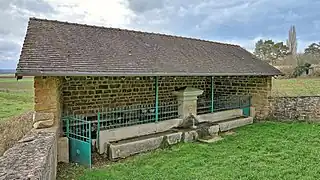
[61,76,271,119]
[213,76,272,119]
[34,76,63,128]
[0,127,58,180]
[269,96,320,121]
[62,76,211,115]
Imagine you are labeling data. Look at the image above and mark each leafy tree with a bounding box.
[304,42,320,56]
[292,63,312,78]
[254,39,289,65]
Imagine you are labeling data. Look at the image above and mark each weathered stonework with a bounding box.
[61,76,271,119]
[34,76,63,128]
[213,76,272,119]
[269,96,320,121]
[57,137,69,163]
[62,76,211,115]
[183,130,199,142]
[172,87,204,119]
[0,127,58,180]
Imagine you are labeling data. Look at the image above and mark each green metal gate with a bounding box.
[64,115,92,168]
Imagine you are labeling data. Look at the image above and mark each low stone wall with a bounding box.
[270,96,320,121]
[0,127,58,180]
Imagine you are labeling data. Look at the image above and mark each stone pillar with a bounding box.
[172,87,204,119]
[34,76,62,129]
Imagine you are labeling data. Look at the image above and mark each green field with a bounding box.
[272,77,320,96]
[0,76,319,120]
[58,122,320,180]
[0,76,33,121]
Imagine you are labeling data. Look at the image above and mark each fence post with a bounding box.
[155,76,159,122]
[210,76,214,113]
[97,111,100,149]
[66,116,70,137]
[88,119,92,168]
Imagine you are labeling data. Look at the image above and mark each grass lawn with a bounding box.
[0,76,34,155]
[272,77,320,96]
[58,122,320,180]
[0,76,33,121]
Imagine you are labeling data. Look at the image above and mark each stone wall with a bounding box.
[61,75,271,119]
[34,76,63,128]
[62,76,211,115]
[269,96,320,121]
[213,76,272,119]
[0,127,58,180]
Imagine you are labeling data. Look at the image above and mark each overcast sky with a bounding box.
[1,0,320,69]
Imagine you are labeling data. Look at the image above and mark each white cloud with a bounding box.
[45,0,135,28]
[1,0,320,69]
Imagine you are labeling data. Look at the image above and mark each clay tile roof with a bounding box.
[16,17,282,76]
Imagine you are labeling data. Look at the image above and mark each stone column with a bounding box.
[34,76,63,129]
[172,87,204,119]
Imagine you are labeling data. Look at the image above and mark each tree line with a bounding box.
[254,25,320,66]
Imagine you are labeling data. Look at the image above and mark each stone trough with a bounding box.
[98,87,254,160]
[104,115,253,160]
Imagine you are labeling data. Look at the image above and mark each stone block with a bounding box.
[197,109,243,123]
[58,137,69,163]
[165,132,182,145]
[250,107,256,118]
[33,112,54,123]
[183,130,199,142]
[98,119,182,154]
[208,125,219,135]
[218,117,253,132]
[33,119,55,129]
[109,136,164,160]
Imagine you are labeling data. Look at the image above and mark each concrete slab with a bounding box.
[197,109,243,123]
[218,117,253,132]
[109,136,164,160]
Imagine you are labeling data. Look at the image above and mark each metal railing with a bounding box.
[63,95,251,133]
[197,98,211,115]
[62,115,92,142]
[99,101,178,130]
[63,101,179,133]
[197,95,251,115]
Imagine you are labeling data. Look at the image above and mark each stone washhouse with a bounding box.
[16,18,282,166]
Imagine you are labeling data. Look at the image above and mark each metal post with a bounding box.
[210,76,214,113]
[155,76,159,122]
[66,117,70,137]
[248,95,252,116]
[97,112,100,149]
[88,119,92,168]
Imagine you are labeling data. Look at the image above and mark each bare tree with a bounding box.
[286,25,297,56]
